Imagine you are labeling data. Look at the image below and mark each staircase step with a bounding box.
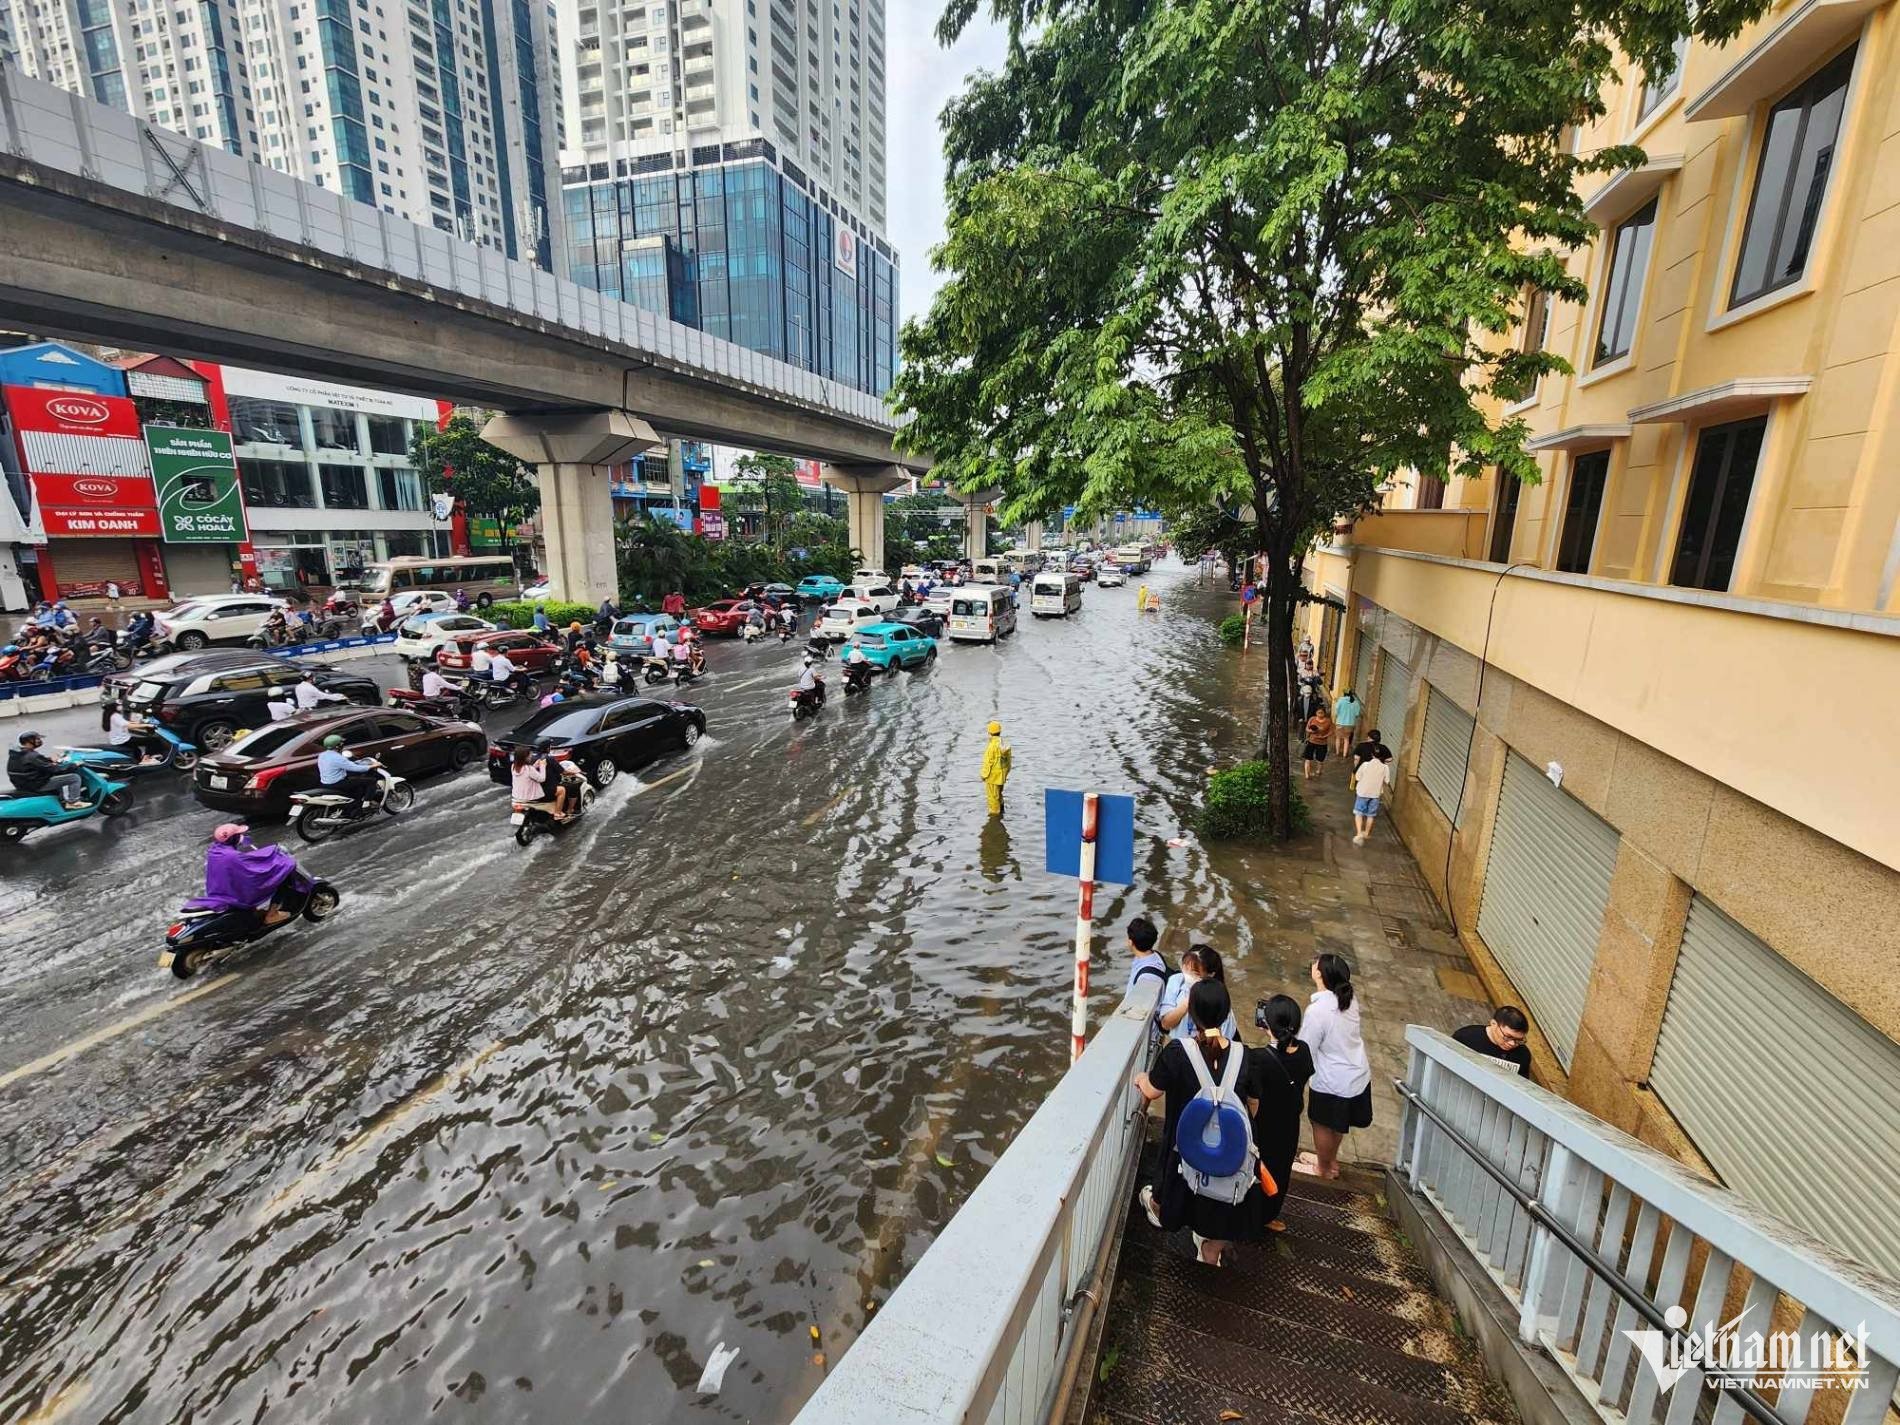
[1094,1352,1336,1425]
[1116,1237,1465,1363]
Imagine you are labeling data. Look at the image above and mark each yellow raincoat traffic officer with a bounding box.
[980,720,1012,817]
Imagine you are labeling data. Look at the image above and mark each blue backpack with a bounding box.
[1175,1039,1259,1205]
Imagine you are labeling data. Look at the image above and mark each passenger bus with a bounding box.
[336,555,522,607]
[1110,543,1150,574]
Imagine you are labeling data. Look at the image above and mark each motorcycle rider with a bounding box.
[201,822,306,926]
[8,731,87,807]
[122,610,156,654]
[315,733,380,811]
[843,639,876,690]
[594,597,619,637]
[420,663,457,702]
[83,616,117,651]
[532,603,551,634]
[489,646,532,697]
[511,743,573,820]
[470,642,494,680]
[294,671,344,712]
[454,588,472,613]
[267,687,296,722]
[794,655,826,708]
[661,589,687,618]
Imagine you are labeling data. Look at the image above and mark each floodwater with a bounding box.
[0,561,1271,1424]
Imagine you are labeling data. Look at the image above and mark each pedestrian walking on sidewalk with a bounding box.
[1351,745,1392,845]
[1297,954,1372,1181]
[1332,687,1362,755]
[1134,979,1268,1266]
[980,720,1012,817]
[1251,994,1313,1232]
[1302,705,1333,779]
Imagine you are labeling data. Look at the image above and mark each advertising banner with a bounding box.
[700,511,727,541]
[833,224,859,280]
[31,473,161,537]
[6,386,145,440]
[795,458,823,489]
[147,427,249,543]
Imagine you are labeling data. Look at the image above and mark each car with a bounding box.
[100,648,274,705]
[154,594,291,651]
[847,581,900,614]
[686,599,752,636]
[522,580,552,601]
[607,613,682,656]
[435,628,563,675]
[849,623,939,671]
[1095,564,1126,587]
[889,605,946,638]
[124,659,381,753]
[760,583,800,608]
[393,612,497,661]
[486,694,706,790]
[362,590,456,632]
[922,586,956,617]
[191,706,487,816]
[796,574,845,602]
[816,599,885,641]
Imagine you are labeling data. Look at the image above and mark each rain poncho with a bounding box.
[191,841,309,913]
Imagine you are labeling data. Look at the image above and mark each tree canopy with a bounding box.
[899,0,1766,834]
[411,413,540,521]
[724,451,804,548]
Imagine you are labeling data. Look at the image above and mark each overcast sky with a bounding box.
[883,0,1009,325]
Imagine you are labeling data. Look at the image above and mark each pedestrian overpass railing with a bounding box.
[791,980,1161,1425]
[1396,1026,1900,1425]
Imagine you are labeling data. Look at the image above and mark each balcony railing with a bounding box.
[791,981,1161,1423]
[1398,1026,1900,1425]
[1345,506,1490,560]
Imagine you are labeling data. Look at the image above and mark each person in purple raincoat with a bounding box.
[192,823,312,926]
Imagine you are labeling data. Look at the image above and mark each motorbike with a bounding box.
[842,660,879,695]
[160,871,340,979]
[82,632,133,673]
[0,758,135,844]
[289,762,415,843]
[471,674,537,714]
[740,621,765,643]
[641,655,673,685]
[23,643,78,681]
[789,682,827,720]
[386,682,487,723]
[61,726,200,780]
[510,764,596,847]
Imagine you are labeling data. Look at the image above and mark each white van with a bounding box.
[1030,572,1083,618]
[948,585,1018,643]
[971,558,1005,584]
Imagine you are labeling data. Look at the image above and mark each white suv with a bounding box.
[393,612,496,661]
[817,599,884,641]
[157,594,289,650]
[847,581,900,613]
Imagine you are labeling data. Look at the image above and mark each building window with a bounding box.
[1729,45,1855,309]
[377,465,424,510]
[365,413,409,455]
[229,394,300,444]
[1593,197,1656,366]
[239,458,317,508]
[319,463,371,508]
[1638,34,1686,121]
[309,406,358,452]
[1555,449,1610,574]
[1489,475,1521,562]
[1671,417,1765,592]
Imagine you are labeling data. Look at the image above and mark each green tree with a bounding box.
[411,413,540,520]
[900,0,1760,837]
[726,451,804,548]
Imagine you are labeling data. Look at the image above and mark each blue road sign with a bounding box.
[1044,789,1136,884]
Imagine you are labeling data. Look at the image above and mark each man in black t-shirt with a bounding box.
[1452,1006,1532,1077]
[1349,728,1391,775]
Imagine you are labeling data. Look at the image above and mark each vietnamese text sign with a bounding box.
[1044,789,1136,884]
[148,427,249,544]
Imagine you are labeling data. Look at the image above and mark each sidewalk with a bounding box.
[1197,747,1494,1168]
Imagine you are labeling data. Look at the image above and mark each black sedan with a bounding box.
[487,695,706,790]
[889,605,945,637]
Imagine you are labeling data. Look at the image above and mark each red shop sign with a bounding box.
[5,385,145,439]
[39,505,162,537]
[32,472,158,509]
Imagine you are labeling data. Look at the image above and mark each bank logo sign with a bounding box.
[146,426,250,544]
[1626,1305,1873,1398]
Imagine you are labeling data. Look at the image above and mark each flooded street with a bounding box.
[0,562,1273,1424]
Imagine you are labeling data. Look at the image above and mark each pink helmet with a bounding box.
[212,822,249,844]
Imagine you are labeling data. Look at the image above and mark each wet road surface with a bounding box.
[0,562,1270,1423]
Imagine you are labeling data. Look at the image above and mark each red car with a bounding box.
[688,599,754,636]
[435,628,562,673]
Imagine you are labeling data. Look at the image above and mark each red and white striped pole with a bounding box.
[1072,792,1099,1060]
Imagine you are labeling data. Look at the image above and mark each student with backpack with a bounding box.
[1123,915,1171,997]
[1132,979,1268,1265]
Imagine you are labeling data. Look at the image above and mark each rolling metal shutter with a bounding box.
[1375,653,1417,754]
[1351,627,1378,705]
[48,538,141,590]
[1650,898,1900,1280]
[1418,685,1475,820]
[1476,752,1619,1068]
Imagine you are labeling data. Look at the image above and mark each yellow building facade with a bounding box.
[1302,0,1900,1281]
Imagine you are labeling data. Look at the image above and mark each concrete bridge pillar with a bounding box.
[820,464,908,572]
[1024,521,1043,552]
[957,488,1000,565]
[481,410,662,604]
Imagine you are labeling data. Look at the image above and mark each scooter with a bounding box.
[60,726,200,780]
[789,682,826,720]
[160,872,340,978]
[472,675,537,714]
[641,655,673,685]
[510,765,596,847]
[740,621,764,644]
[83,634,133,674]
[0,759,135,844]
[289,762,414,843]
[386,682,487,724]
[842,660,878,695]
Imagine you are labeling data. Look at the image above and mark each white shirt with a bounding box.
[107,710,133,745]
[293,679,325,711]
[421,669,451,698]
[795,667,819,692]
[1305,988,1372,1096]
[1353,758,1391,798]
[268,698,294,722]
[489,653,516,682]
[1125,952,1166,996]
[471,647,493,675]
[845,644,867,664]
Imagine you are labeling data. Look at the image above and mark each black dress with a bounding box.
[1150,1037,1269,1243]
[1250,1037,1314,1224]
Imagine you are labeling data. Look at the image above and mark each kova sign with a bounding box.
[146,426,250,544]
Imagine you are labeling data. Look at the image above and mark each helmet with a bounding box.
[212,822,249,843]
[988,721,1002,735]
[17,730,42,745]
[569,621,582,631]
[322,734,345,748]
[268,688,288,699]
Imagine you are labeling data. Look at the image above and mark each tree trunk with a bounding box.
[1256,553,1300,838]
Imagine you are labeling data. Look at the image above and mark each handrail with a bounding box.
[1398,1026,1900,1425]
[1393,1078,1783,1425]
[791,980,1161,1424]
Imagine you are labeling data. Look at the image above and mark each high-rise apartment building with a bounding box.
[1,0,562,268]
[553,0,896,396]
